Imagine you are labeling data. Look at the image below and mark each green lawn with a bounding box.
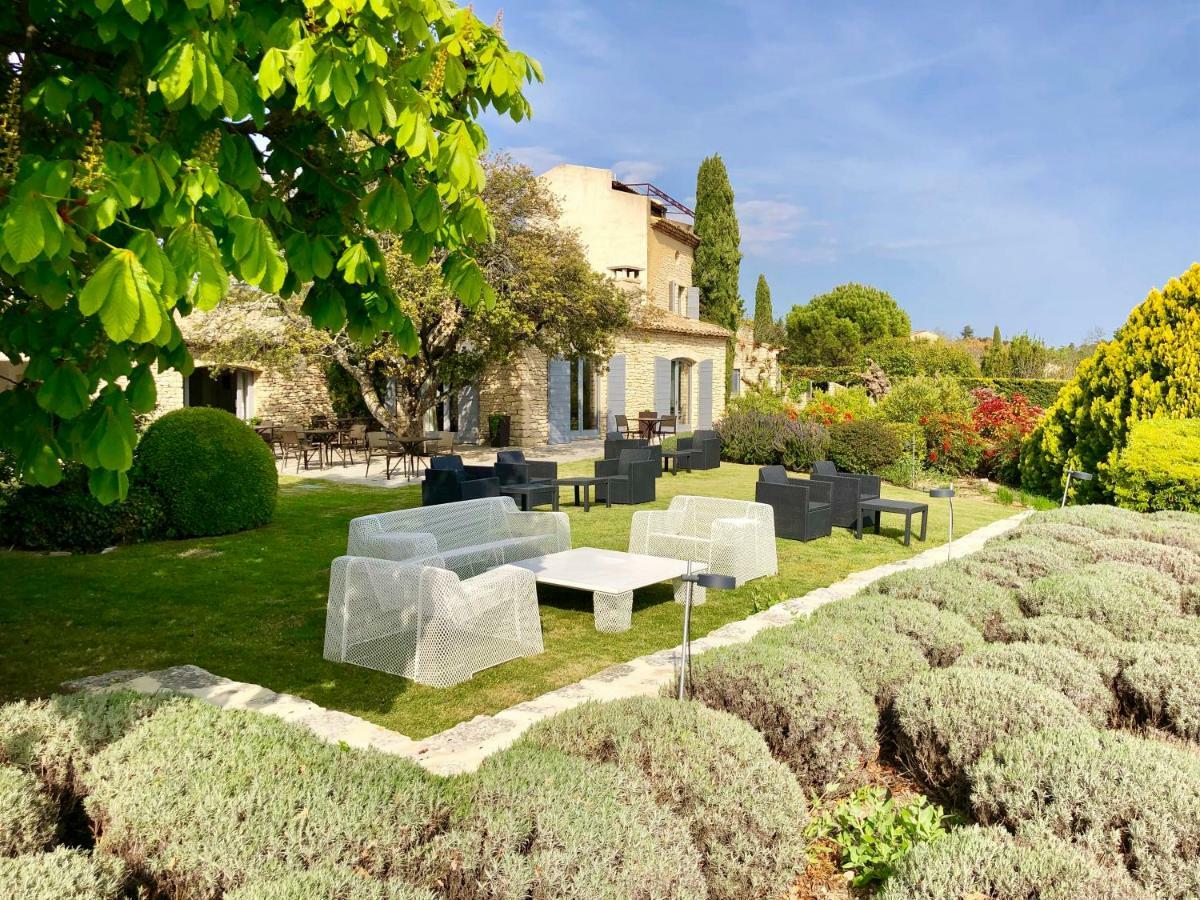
[0,461,1014,738]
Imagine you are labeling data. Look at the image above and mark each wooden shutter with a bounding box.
[686,286,700,320]
[654,357,671,416]
[547,357,571,444]
[698,359,713,427]
[458,384,479,442]
[606,354,626,433]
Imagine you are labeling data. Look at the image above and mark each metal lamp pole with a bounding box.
[929,486,956,562]
[1061,470,1094,508]
[677,564,736,701]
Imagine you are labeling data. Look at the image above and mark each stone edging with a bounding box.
[68,511,1030,774]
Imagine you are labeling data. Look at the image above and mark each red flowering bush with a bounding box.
[971,389,1043,484]
[921,412,983,475]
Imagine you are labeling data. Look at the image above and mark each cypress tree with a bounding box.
[992,325,1002,348]
[753,274,773,343]
[693,154,743,395]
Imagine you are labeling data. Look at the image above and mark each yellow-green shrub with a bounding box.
[1112,418,1200,512]
[1020,264,1200,500]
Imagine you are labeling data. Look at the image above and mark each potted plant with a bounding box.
[488,412,511,447]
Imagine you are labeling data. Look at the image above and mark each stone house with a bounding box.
[731,323,783,396]
[142,164,729,447]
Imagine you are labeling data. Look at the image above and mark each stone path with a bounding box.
[69,510,1030,775]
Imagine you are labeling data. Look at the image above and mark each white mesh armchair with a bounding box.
[629,495,778,586]
[347,496,570,578]
[324,555,544,687]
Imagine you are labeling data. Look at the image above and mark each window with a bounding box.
[732,368,742,396]
[670,358,692,424]
[569,357,598,432]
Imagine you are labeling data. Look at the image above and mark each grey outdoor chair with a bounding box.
[755,466,833,542]
[810,461,882,528]
[603,434,662,477]
[421,454,500,505]
[595,448,657,505]
[494,449,557,509]
[677,429,721,470]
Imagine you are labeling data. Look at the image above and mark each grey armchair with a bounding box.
[595,448,657,505]
[677,429,721,470]
[755,466,833,542]
[603,434,662,477]
[421,455,500,506]
[494,449,557,509]
[810,461,882,528]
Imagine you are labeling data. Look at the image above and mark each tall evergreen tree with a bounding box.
[992,325,1003,348]
[754,275,774,343]
[692,155,743,395]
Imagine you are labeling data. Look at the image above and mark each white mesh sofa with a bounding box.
[324,555,543,686]
[346,496,570,578]
[629,495,778,588]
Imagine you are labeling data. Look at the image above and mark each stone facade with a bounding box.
[479,349,547,447]
[732,324,783,394]
[647,222,695,313]
[151,357,334,426]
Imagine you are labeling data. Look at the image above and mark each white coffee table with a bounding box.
[510,547,707,633]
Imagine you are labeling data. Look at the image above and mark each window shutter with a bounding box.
[686,286,700,320]
[606,354,626,433]
[547,357,571,444]
[458,384,479,442]
[697,359,713,427]
[653,357,671,416]
[668,280,677,312]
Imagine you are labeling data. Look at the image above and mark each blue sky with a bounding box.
[474,0,1200,344]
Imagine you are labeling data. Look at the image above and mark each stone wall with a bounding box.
[479,348,548,447]
[617,328,727,429]
[733,324,782,392]
[646,225,694,312]
[149,357,334,425]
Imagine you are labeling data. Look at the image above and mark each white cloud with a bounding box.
[502,145,569,175]
[737,199,828,258]
[612,159,664,184]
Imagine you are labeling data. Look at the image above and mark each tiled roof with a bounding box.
[651,217,701,248]
[632,304,731,339]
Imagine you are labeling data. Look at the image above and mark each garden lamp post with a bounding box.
[676,563,736,701]
[929,486,956,562]
[1061,470,1094,508]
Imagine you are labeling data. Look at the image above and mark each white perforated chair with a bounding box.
[629,495,778,586]
[324,555,544,687]
[347,496,570,578]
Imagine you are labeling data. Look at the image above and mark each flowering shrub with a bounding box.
[972,389,1043,484]
[799,387,874,425]
[716,410,829,469]
[921,412,983,475]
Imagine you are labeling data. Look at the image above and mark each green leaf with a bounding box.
[336,242,372,285]
[78,248,161,342]
[362,176,412,232]
[258,47,286,98]
[301,281,347,331]
[37,363,91,419]
[122,0,151,23]
[414,184,442,233]
[3,198,46,264]
[88,467,129,505]
[126,364,158,413]
[152,38,194,106]
[25,444,63,487]
[166,222,229,309]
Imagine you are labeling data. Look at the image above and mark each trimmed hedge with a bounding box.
[0,464,165,552]
[419,744,706,900]
[1006,521,1101,548]
[84,702,450,899]
[827,418,903,474]
[1113,418,1200,512]
[879,825,1152,900]
[756,619,928,708]
[0,691,176,800]
[810,595,984,666]
[956,377,1066,409]
[1027,504,1149,536]
[687,643,877,794]
[134,407,277,537]
[0,765,56,856]
[998,615,1124,684]
[955,642,1115,725]
[521,697,806,900]
[891,668,1086,803]
[871,565,1023,640]
[955,538,1087,590]
[971,727,1200,897]
[225,868,436,900]
[0,848,126,900]
[1018,562,1184,640]
[1089,538,1200,611]
[1117,644,1200,740]
[714,409,829,470]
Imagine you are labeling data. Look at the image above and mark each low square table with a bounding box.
[660,449,695,475]
[855,497,929,546]
[510,547,707,633]
[555,476,611,512]
[500,480,558,511]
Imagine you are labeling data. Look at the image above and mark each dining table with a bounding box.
[636,417,665,443]
[302,428,340,468]
[391,435,439,479]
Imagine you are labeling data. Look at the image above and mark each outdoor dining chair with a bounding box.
[614,414,636,438]
[278,429,322,471]
[364,431,405,480]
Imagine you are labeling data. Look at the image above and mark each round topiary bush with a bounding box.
[872,565,1023,640]
[970,727,1200,898]
[1018,562,1184,640]
[827,418,903,473]
[891,668,1086,804]
[878,825,1153,900]
[418,744,706,899]
[810,595,984,666]
[1117,644,1200,740]
[757,619,928,708]
[521,697,807,900]
[955,538,1085,590]
[0,847,126,900]
[134,407,277,537]
[224,868,436,900]
[0,765,57,856]
[1089,538,1200,612]
[997,615,1125,683]
[84,702,449,900]
[954,642,1115,725]
[687,643,877,794]
[1006,521,1103,548]
[1026,504,1149,536]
